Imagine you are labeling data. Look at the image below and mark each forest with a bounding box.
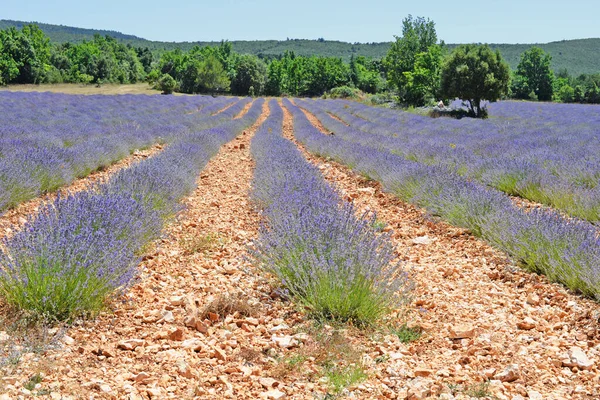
[1,20,599,108]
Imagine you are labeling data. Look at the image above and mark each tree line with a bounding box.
[1,22,599,112]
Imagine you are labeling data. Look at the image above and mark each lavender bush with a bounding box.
[251,100,411,324]
[284,98,600,301]
[0,97,262,320]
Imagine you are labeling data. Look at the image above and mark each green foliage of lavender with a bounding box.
[285,98,600,302]
[0,96,263,321]
[250,100,411,324]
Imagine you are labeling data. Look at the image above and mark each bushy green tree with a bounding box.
[180,54,230,94]
[514,47,554,101]
[0,35,19,84]
[556,84,575,103]
[350,55,383,94]
[384,15,441,105]
[441,44,510,118]
[304,56,350,96]
[157,73,176,94]
[402,45,443,106]
[231,54,267,95]
[0,24,52,84]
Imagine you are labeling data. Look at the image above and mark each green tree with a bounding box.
[265,58,285,96]
[179,54,230,94]
[384,15,439,104]
[0,24,52,84]
[304,56,350,96]
[402,45,443,106]
[0,32,19,84]
[574,85,584,102]
[441,44,510,118]
[514,47,554,101]
[556,84,575,103]
[231,54,267,95]
[157,73,176,94]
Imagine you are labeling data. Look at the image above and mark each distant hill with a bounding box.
[1,19,599,75]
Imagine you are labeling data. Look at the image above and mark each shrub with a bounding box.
[158,73,177,94]
[326,86,362,99]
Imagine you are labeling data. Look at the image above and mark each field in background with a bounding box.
[0,83,164,96]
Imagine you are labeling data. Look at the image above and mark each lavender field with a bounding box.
[1,91,600,320]
[0,92,239,211]
[288,98,600,301]
[301,99,600,222]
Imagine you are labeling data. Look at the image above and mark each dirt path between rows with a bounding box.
[282,101,600,400]
[0,144,164,239]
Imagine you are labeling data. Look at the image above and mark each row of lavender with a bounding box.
[250,99,410,324]
[284,98,600,301]
[0,97,262,320]
[306,99,600,222]
[0,92,236,212]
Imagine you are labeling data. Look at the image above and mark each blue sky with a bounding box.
[4,0,599,44]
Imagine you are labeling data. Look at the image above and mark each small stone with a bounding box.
[143,310,161,323]
[168,327,185,341]
[482,368,496,378]
[208,312,219,322]
[260,389,287,399]
[414,368,433,377]
[160,311,175,323]
[99,347,115,358]
[118,339,144,351]
[212,347,227,361]
[412,236,434,245]
[146,387,165,398]
[184,315,197,328]
[170,295,185,306]
[407,378,431,399]
[527,390,543,400]
[517,317,536,330]
[269,324,290,332]
[99,384,112,393]
[448,325,475,339]
[271,335,298,349]
[561,346,594,370]
[181,338,204,351]
[195,321,208,334]
[2,376,18,385]
[259,377,279,388]
[526,293,540,306]
[494,364,520,382]
[176,359,194,379]
[245,317,259,326]
[133,372,151,383]
[62,335,75,345]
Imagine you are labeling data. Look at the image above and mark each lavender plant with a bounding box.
[251,100,411,324]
